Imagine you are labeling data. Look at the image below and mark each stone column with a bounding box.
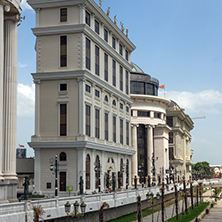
[91,150,95,191]
[78,4,85,24]
[3,15,19,180]
[34,80,40,137]
[34,148,41,194]
[147,125,153,179]
[131,124,138,177]
[0,3,4,180]
[78,77,85,136]
[77,148,86,193]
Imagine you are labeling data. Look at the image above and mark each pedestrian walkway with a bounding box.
[201,193,222,222]
[134,197,196,222]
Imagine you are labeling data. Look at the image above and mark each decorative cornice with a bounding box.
[32,24,133,71]
[28,141,136,156]
[31,70,133,104]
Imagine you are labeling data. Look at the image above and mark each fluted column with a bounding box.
[3,16,18,179]
[0,3,4,179]
[34,80,40,137]
[147,125,153,179]
[78,77,85,135]
[132,124,138,177]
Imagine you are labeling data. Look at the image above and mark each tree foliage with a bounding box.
[192,161,213,176]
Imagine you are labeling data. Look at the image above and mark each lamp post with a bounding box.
[50,155,58,197]
[64,201,86,219]
[150,152,158,184]
[146,192,160,222]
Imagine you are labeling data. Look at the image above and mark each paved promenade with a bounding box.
[201,190,222,222]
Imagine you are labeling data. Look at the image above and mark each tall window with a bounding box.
[85,10,90,26]
[86,154,90,189]
[95,155,100,189]
[104,29,108,42]
[119,66,123,91]
[169,147,174,160]
[125,71,129,94]
[60,104,67,136]
[112,37,116,49]
[85,84,91,93]
[169,132,173,143]
[86,38,90,70]
[95,20,100,34]
[86,105,90,136]
[95,46,99,76]
[104,53,108,81]
[60,8,67,22]
[126,122,129,145]
[167,116,173,127]
[112,60,116,86]
[105,113,108,141]
[120,119,123,144]
[59,172,66,191]
[95,109,100,139]
[119,44,123,55]
[125,49,129,61]
[60,36,67,67]
[113,116,116,143]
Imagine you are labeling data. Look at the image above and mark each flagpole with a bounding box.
[164,85,166,98]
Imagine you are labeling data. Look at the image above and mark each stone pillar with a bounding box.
[147,125,153,179]
[78,77,85,136]
[34,148,41,194]
[78,4,85,24]
[91,150,95,191]
[3,16,19,180]
[132,124,138,177]
[34,80,40,137]
[0,3,4,180]
[77,148,86,193]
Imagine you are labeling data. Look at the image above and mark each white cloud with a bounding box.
[21,0,33,11]
[18,62,27,68]
[17,83,35,117]
[159,89,222,114]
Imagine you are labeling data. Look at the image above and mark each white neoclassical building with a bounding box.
[28,0,136,196]
[130,64,171,184]
[0,0,21,202]
[166,101,194,182]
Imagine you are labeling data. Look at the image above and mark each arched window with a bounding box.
[126,159,129,187]
[104,95,108,102]
[59,152,67,161]
[86,154,90,189]
[112,100,116,106]
[95,155,100,189]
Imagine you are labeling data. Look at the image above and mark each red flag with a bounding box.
[19,144,25,148]
[159,85,165,89]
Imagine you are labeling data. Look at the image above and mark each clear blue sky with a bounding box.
[17,0,222,164]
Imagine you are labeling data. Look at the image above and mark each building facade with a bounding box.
[0,0,21,202]
[130,64,171,184]
[28,0,136,196]
[167,101,194,182]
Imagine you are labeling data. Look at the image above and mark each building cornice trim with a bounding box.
[28,141,136,155]
[31,71,133,104]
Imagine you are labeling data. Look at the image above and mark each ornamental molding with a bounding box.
[32,24,133,71]
[28,141,136,156]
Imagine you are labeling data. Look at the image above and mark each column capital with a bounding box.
[4,14,20,22]
[34,79,40,84]
[78,3,86,9]
[77,77,85,82]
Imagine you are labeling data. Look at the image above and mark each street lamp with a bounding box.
[49,155,58,197]
[146,192,160,222]
[64,201,86,219]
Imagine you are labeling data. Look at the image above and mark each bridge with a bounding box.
[0,179,221,222]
